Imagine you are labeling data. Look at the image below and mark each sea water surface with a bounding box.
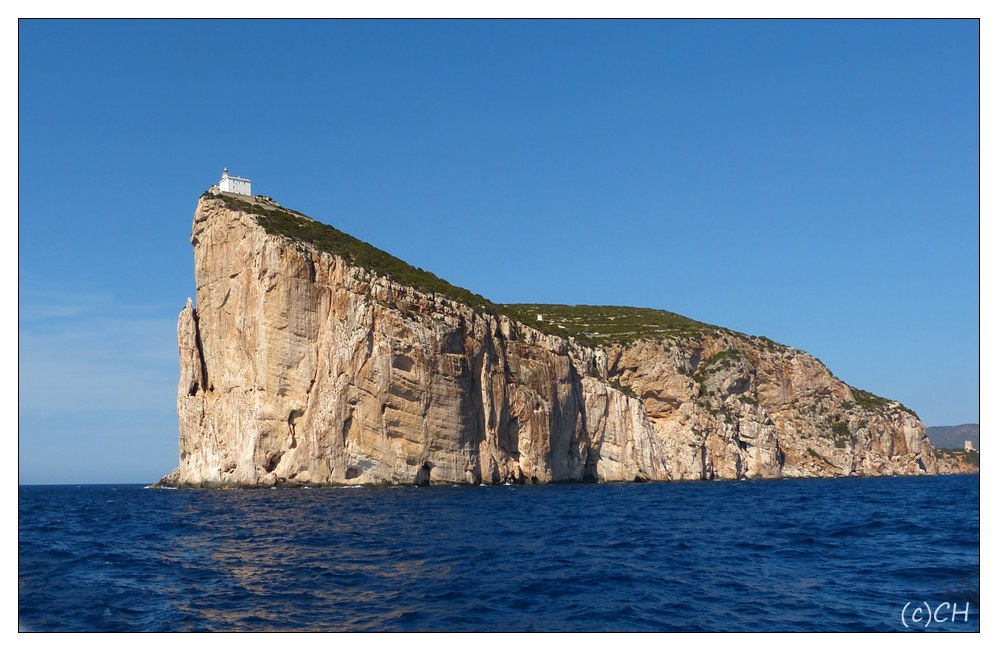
[19,475,979,632]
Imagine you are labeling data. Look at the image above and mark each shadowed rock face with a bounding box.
[158,195,938,487]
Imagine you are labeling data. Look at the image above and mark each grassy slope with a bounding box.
[209,192,729,345]
[208,192,911,417]
[210,192,497,313]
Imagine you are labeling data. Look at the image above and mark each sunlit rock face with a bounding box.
[159,196,938,487]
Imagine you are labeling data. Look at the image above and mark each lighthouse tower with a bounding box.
[218,168,251,196]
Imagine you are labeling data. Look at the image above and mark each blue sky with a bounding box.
[18,20,979,484]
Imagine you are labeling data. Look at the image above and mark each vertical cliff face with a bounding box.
[158,195,937,487]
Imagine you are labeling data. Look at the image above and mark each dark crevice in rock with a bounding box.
[191,306,210,394]
[415,462,432,487]
[287,410,303,449]
[263,452,284,473]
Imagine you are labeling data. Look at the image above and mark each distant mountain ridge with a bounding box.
[926,424,979,450]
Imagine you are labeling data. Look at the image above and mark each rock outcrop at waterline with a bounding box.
[158,194,938,487]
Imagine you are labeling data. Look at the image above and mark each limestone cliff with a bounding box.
[158,193,938,487]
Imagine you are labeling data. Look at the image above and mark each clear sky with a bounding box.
[18,19,979,484]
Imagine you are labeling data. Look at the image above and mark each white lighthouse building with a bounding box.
[218,168,251,196]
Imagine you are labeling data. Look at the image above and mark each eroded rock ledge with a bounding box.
[158,194,938,487]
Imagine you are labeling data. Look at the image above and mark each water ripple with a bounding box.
[19,475,979,631]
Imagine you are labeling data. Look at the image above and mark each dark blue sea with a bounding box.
[19,475,979,632]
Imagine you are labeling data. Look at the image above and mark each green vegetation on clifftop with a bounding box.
[209,193,497,313]
[935,448,980,467]
[499,303,725,346]
[203,191,922,424]
[207,192,732,347]
[203,193,855,367]
[848,385,918,419]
